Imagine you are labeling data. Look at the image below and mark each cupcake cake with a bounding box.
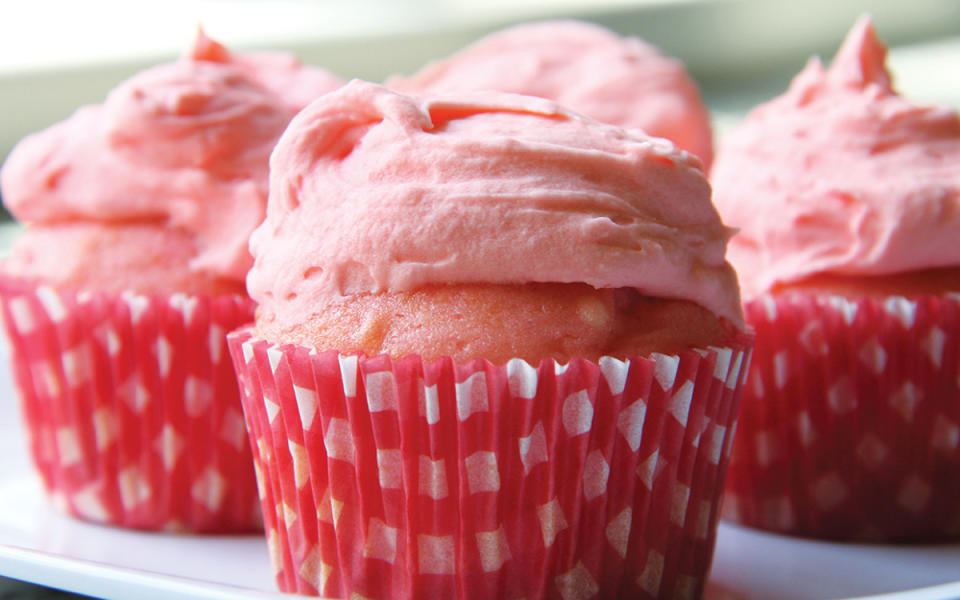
[0,31,342,532]
[711,17,960,541]
[388,20,714,169]
[228,80,752,599]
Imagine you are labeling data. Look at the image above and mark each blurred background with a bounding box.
[1,0,959,196]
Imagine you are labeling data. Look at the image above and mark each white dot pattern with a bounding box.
[220,408,248,452]
[92,408,116,451]
[637,449,662,491]
[476,527,511,573]
[191,468,227,512]
[562,390,593,436]
[456,372,489,422]
[606,507,632,558]
[0,282,260,532]
[365,371,398,413]
[418,534,455,575]
[422,384,440,425]
[227,329,751,599]
[668,381,694,427]
[856,434,888,469]
[617,399,648,452]
[377,449,403,490]
[55,427,82,466]
[772,351,789,390]
[507,358,538,399]
[363,518,398,564]
[932,415,960,454]
[555,561,599,600]
[924,327,946,368]
[753,431,777,468]
[35,287,67,322]
[8,297,36,334]
[637,550,665,597]
[600,356,630,395]
[118,467,151,511]
[324,418,356,464]
[582,450,610,501]
[155,425,184,471]
[418,456,448,500]
[517,422,549,475]
[61,345,90,388]
[726,293,960,541]
[184,376,213,417]
[465,451,501,494]
[289,441,310,489]
[299,547,331,595]
[858,338,888,375]
[537,498,569,548]
[293,385,319,430]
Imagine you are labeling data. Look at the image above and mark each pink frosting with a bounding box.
[0,30,343,286]
[248,81,743,331]
[711,17,960,296]
[189,29,343,112]
[388,20,713,169]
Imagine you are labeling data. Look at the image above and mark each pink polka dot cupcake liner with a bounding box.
[723,292,960,541]
[0,274,261,533]
[228,327,753,600]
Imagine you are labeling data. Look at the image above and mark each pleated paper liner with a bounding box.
[723,292,960,541]
[228,327,753,600]
[0,274,261,533]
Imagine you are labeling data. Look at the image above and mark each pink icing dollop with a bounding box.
[0,29,343,287]
[711,16,960,297]
[189,29,343,112]
[388,20,714,169]
[248,80,743,331]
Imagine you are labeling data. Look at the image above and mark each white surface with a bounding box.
[0,358,958,599]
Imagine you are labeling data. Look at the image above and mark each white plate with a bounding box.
[1,356,958,600]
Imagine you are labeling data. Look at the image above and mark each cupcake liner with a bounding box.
[723,292,960,541]
[228,327,753,599]
[0,274,261,532]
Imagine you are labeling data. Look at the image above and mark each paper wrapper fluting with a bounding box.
[0,274,261,532]
[229,327,753,599]
[724,292,960,541]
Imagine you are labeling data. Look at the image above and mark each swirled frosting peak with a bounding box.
[248,80,743,330]
[711,16,960,296]
[388,20,714,168]
[187,27,343,112]
[1,31,342,286]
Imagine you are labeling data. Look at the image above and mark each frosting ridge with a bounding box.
[711,16,960,296]
[1,30,343,286]
[388,20,713,168]
[248,80,743,330]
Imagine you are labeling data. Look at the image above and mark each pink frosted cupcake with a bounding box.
[228,80,752,599]
[388,20,714,169]
[0,31,342,532]
[711,17,960,541]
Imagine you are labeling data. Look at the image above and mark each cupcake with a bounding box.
[388,20,714,169]
[711,17,960,541]
[228,80,752,599]
[0,31,342,532]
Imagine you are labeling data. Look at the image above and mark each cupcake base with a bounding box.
[723,292,960,541]
[0,274,261,533]
[228,327,753,599]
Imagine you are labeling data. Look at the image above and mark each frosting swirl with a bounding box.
[711,17,960,296]
[248,81,743,330]
[1,30,342,285]
[389,20,714,169]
